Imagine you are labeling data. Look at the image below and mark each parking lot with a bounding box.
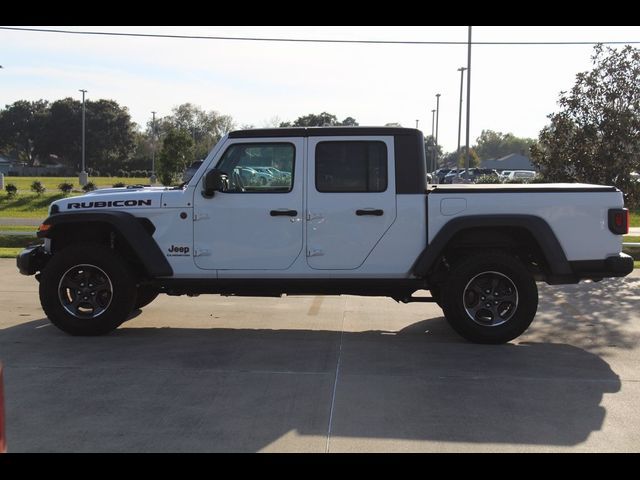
[1,258,639,452]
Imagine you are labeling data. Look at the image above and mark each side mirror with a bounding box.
[201,169,229,198]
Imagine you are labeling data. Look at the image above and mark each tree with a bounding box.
[0,100,49,165]
[158,103,235,160]
[157,128,195,186]
[38,98,136,174]
[442,147,480,168]
[474,129,535,161]
[424,135,443,172]
[531,44,640,203]
[279,112,359,127]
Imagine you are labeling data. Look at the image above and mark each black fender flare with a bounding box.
[411,214,572,277]
[38,211,173,278]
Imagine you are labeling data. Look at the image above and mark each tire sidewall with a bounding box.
[442,254,538,344]
[39,244,137,335]
[134,286,159,310]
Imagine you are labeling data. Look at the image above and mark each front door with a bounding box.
[306,136,397,270]
[193,138,304,270]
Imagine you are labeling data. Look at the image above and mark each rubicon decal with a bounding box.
[67,199,153,209]
[167,245,190,256]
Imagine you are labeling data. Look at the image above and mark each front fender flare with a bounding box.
[38,211,173,278]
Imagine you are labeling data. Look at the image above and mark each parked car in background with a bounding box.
[433,168,452,183]
[503,170,537,182]
[442,169,462,184]
[498,170,513,181]
[443,168,499,184]
[252,166,289,182]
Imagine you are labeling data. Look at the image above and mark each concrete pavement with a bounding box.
[1,259,639,452]
[0,218,42,226]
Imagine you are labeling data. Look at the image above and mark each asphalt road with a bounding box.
[1,259,639,452]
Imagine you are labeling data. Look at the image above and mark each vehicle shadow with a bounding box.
[530,276,640,351]
[0,315,622,452]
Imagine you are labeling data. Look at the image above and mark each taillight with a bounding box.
[608,208,629,235]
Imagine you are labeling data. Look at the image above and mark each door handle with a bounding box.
[270,209,298,217]
[356,209,384,216]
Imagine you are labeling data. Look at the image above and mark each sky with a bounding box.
[1,26,639,153]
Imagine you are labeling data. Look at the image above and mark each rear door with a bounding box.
[306,136,396,270]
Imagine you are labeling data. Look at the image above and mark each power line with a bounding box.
[0,26,639,45]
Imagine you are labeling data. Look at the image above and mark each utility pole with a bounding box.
[457,67,467,179]
[435,93,441,171]
[430,109,436,173]
[150,111,157,184]
[415,119,419,129]
[465,26,472,181]
[79,89,88,186]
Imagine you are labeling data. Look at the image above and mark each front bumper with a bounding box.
[16,245,50,276]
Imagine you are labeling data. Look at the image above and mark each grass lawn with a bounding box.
[0,247,21,258]
[3,176,151,191]
[0,225,38,232]
[624,236,640,243]
[0,234,41,248]
[0,192,69,218]
[0,177,155,219]
[630,210,640,228]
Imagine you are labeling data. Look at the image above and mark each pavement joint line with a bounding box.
[325,297,346,453]
[3,360,636,382]
[1,364,334,376]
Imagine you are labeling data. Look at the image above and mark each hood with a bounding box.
[50,187,165,215]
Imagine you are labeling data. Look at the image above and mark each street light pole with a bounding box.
[465,26,472,181]
[435,93,441,171]
[457,67,467,178]
[79,89,88,186]
[150,111,157,184]
[430,109,436,173]
[415,119,419,129]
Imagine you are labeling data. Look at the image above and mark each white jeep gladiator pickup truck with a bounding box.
[17,127,633,343]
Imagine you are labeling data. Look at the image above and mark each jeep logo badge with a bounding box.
[167,245,190,256]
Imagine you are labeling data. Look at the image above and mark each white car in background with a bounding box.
[502,170,537,182]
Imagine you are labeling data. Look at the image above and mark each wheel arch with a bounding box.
[412,214,572,280]
[38,211,173,278]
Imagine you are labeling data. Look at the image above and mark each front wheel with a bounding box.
[441,252,538,344]
[39,243,138,336]
[135,285,159,309]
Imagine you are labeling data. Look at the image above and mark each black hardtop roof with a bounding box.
[228,127,422,138]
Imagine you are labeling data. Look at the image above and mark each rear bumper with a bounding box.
[16,245,50,276]
[569,253,634,281]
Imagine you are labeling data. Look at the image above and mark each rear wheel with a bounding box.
[39,243,137,335]
[441,252,538,344]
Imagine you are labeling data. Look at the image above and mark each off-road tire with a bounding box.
[39,243,137,335]
[441,252,538,344]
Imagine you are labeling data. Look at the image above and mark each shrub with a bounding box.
[159,171,174,186]
[528,175,548,184]
[30,180,46,195]
[112,182,126,188]
[58,182,74,195]
[474,175,501,184]
[504,178,528,184]
[82,182,97,192]
[5,183,17,196]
